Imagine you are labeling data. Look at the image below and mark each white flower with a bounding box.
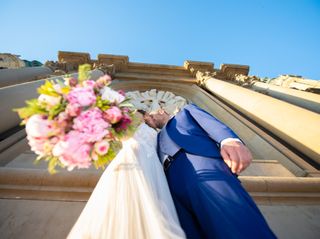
[100,87,125,104]
[38,94,61,109]
[53,84,63,94]
[26,114,59,138]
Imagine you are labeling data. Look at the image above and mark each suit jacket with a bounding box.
[158,103,239,158]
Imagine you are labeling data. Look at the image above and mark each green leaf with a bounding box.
[119,101,135,109]
[37,80,60,97]
[33,155,46,165]
[13,99,47,119]
[95,96,111,111]
[48,156,59,174]
[78,64,92,83]
[48,101,67,120]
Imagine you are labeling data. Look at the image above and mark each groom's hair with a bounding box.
[137,109,147,115]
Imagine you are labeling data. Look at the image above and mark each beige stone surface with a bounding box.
[260,205,320,239]
[0,138,29,167]
[0,199,85,239]
[5,152,98,172]
[251,81,320,113]
[241,160,295,177]
[0,199,319,239]
[0,66,53,87]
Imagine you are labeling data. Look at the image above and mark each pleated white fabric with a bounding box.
[67,123,186,239]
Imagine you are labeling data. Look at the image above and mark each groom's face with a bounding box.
[144,110,170,129]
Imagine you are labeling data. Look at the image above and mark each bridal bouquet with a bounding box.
[14,65,141,174]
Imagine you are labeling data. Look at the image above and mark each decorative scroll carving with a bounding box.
[195,71,219,86]
[220,64,249,81]
[93,63,116,76]
[58,51,91,64]
[44,61,67,75]
[184,60,214,77]
[234,74,261,87]
[126,89,188,116]
[98,54,129,72]
[57,51,91,72]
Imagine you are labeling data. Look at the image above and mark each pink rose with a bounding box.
[94,140,110,155]
[103,106,122,124]
[91,150,99,161]
[57,112,70,131]
[27,135,46,156]
[26,115,60,138]
[27,135,58,156]
[118,90,126,96]
[65,77,77,87]
[96,75,111,88]
[83,80,95,88]
[66,103,81,117]
[53,130,92,170]
[73,108,110,142]
[67,86,96,107]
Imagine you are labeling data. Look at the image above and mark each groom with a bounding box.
[144,103,276,239]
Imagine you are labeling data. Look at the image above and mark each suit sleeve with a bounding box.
[187,104,240,145]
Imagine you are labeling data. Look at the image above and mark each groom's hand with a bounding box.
[220,141,252,174]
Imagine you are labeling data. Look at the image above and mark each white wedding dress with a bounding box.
[67,123,186,239]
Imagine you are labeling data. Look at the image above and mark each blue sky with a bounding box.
[1,0,320,79]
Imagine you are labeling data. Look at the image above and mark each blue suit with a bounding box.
[158,104,276,239]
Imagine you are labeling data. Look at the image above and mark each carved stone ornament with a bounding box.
[184,60,214,77]
[220,64,249,81]
[93,63,116,76]
[233,74,260,87]
[126,89,188,116]
[98,54,129,72]
[196,71,218,86]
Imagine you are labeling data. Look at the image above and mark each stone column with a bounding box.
[0,66,53,88]
[197,72,320,165]
[251,81,320,113]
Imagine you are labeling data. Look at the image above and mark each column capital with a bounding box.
[220,64,249,80]
[184,60,214,77]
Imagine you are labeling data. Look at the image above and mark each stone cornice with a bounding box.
[0,168,319,203]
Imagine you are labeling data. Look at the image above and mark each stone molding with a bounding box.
[184,60,249,81]
[1,168,319,203]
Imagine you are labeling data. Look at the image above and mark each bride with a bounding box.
[67,119,186,238]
